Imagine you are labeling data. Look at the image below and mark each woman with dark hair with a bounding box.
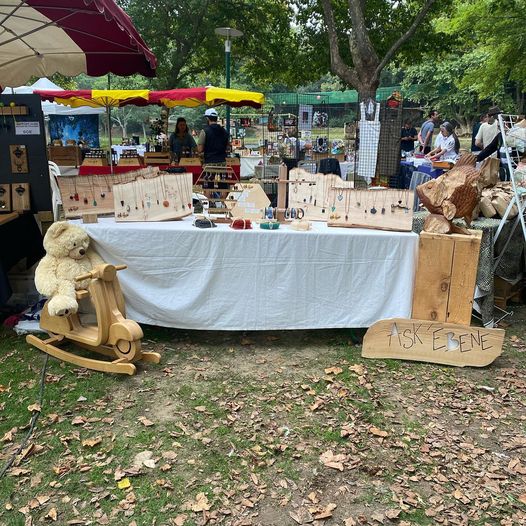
[169,117,197,162]
[425,121,460,161]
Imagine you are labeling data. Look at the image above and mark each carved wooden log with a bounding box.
[455,152,477,167]
[423,213,453,234]
[480,196,497,218]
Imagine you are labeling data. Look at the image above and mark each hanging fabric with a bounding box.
[357,102,381,184]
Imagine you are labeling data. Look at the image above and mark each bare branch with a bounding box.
[374,0,438,80]
[320,0,359,86]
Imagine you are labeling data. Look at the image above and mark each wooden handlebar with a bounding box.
[75,264,127,282]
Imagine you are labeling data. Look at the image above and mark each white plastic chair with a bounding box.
[48,161,62,221]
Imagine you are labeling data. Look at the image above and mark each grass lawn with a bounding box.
[1,311,525,525]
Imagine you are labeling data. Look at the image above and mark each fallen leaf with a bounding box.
[385,508,401,519]
[2,427,17,442]
[344,518,357,526]
[313,503,337,520]
[117,478,131,489]
[172,515,187,526]
[324,366,343,375]
[143,459,156,469]
[194,406,207,413]
[81,437,102,448]
[114,467,126,481]
[371,511,385,523]
[349,364,365,375]
[188,492,211,512]
[319,450,346,471]
[27,403,41,413]
[71,416,86,426]
[518,494,526,505]
[369,426,389,438]
[307,491,318,504]
[138,416,154,427]
[45,507,58,521]
[9,467,30,477]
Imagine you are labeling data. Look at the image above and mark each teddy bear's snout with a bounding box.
[79,248,86,256]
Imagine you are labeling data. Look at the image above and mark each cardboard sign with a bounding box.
[362,318,504,367]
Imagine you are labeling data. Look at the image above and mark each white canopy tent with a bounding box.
[1,78,104,115]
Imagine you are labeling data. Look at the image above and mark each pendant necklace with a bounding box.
[183,173,192,209]
[161,174,169,207]
[337,186,344,202]
[370,190,378,215]
[89,176,97,206]
[354,188,361,208]
[344,188,351,222]
[381,189,387,214]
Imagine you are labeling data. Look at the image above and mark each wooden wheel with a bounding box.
[114,339,140,361]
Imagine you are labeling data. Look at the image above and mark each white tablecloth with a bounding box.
[111,145,147,161]
[240,156,263,179]
[75,218,418,331]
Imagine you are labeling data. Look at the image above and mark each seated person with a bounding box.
[425,122,460,162]
[169,117,197,162]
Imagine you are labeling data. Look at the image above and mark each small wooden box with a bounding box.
[48,145,81,167]
[11,183,31,212]
[0,183,12,212]
[117,157,141,166]
[82,157,108,167]
[179,157,201,166]
[144,152,171,165]
[412,230,482,325]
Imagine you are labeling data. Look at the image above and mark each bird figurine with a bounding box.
[417,154,483,234]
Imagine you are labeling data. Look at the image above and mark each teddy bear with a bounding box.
[35,222,105,317]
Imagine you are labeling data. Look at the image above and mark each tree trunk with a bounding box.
[356,80,380,104]
[141,123,148,143]
[160,107,170,136]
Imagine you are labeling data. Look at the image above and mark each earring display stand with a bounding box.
[287,168,352,221]
[229,183,270,220]
[196,164,239,222]
[327,188,414,232]
[113,172,193,222]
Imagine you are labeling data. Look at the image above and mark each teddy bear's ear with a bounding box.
[46,221,69,239]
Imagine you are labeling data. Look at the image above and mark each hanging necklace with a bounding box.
[381,189,387,214]
[183,172,192,209]
[161,174,169,207]
[344,188,351,221]
[89,176,97,206]
[370,190,378,215]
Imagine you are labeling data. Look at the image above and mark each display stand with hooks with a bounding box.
[196,164,239,222]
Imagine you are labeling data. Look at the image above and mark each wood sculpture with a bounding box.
[417,154,483,234]
[27,264,160,375]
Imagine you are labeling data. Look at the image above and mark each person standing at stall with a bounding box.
[418,110,439,154]
[197,108,230,164]
[400,120,418,156]
[425,121,460,161]
[169,117,196,163]
[475,106,500,151]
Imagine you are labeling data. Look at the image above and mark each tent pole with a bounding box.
[107,106,113,175]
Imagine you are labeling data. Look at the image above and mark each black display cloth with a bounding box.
[0,213,44,306]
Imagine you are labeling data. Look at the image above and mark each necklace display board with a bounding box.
[0,94,51,214]
[113,172,193,222]
[57,166,159,218]
[288,168,351,221]
[327,188,414,232]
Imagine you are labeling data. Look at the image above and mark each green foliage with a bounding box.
[435,0,526,102]
[117,0,306,90]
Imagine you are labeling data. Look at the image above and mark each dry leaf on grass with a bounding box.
[27,403,41,413]
[138,416,154,427]
[171,515,187,526]
[344,518,357,526]
[45,507,58,521]
[349,364,365,375]
[186,492,211,512]
[369,426,389,438]
[319,450,347,471]
[81,437,102,448]
[324,366,343,375]
[2,427,17,442]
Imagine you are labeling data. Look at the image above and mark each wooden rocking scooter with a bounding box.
[26,264,160,375]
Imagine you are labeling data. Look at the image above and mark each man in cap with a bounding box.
[197,108,230,164]
[475,106,501,150]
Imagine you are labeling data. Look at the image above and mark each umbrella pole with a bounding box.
[107,106,113,175]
